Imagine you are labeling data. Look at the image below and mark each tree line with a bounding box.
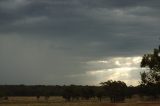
[0,82,152,103]
[0,46,160,103]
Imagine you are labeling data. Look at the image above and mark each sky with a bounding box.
[0,0,160,86]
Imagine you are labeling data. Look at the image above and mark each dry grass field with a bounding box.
[0,96,160,106]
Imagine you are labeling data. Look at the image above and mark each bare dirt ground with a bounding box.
[0,96,160,106]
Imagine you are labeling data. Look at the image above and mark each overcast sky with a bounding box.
[0,0,160,86]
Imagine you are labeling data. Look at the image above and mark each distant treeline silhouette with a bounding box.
[0,81,157,103]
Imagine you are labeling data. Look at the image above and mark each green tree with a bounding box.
[95,86,105,102]
[140,46,160,99]
[100,80,127,103]
[141,47,160,85]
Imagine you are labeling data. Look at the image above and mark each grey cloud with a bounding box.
[0,35,87,84]
[0,0,160,85]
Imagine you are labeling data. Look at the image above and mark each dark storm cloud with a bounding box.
[0,0,160,85]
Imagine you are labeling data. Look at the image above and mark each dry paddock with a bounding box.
[0,96,160,106]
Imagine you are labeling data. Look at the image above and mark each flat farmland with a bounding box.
[0,97,160,106]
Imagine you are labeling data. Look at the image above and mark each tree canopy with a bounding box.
[100,80,127,103]
[141,46,160,85]
[140,46,160,99]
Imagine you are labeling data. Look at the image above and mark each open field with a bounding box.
[0,97,160,106]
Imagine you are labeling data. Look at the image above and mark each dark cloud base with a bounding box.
[0,0,159,85]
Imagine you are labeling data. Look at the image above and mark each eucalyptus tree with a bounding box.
[140,46,160,98]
